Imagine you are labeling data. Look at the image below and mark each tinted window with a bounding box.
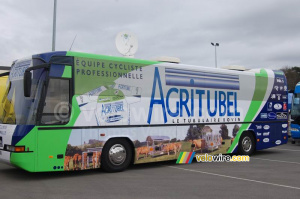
[41,78,70,125]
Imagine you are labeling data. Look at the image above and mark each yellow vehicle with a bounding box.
[0,76,8,97]
[0,66,10,100]
[0,66,13,123]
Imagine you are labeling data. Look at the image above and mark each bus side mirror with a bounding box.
[24,71,32,97]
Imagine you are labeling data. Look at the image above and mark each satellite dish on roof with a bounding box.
[115,31,138,58]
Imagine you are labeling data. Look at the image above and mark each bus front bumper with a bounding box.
[0,149,35,172]
[0,149,11,166]
[291,131,300,139]
[291,124,300,139]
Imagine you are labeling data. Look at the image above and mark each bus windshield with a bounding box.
[291,93,300,121]
[0,59,46,125]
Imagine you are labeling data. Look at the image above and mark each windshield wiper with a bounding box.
[0,66,11,70]
[0,72,9,77]
[0,66,11,77]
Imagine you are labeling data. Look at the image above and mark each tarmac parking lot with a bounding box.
[1,140,300,199]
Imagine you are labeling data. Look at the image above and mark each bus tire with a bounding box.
[291,140,296,144]
[238,131,255,156]
[101,138,132,172]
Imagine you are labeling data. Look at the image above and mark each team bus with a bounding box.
[290,82,300,143]
[0,51,288,172]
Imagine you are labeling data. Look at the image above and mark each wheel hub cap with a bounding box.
[108,144,126,166]
[242,137,252,152]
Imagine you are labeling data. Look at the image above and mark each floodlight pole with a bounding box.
[52,0,57,51]
[211,42,219,68]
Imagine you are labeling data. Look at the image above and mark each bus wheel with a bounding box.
[101,139,132,172]
[291,140,296,144]
[238,132,255,156]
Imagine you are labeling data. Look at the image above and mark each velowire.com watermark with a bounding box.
[196,153,250,163]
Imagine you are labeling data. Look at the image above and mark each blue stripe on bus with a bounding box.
[165,68,239,80]
[49,64,65,77]
[32,51,67,63]
[12,125,35,146]
[165,74,240,90]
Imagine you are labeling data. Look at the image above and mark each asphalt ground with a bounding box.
[1,140,300,199]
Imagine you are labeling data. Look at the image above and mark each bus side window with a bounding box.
[41,78,70,125]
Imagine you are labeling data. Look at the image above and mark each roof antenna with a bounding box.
[69,34,77,51]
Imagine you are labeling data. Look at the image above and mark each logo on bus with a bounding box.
[275,140,281,145]
[256,125,262,129]
[276,112,287,120]
[263,138,269,143]
[263,125,270,130]
[283,102,287,111]
[147,67,240,124]
[267,102,273,111]
[105,115,123,123]
[263,132,270,136]
[101,102,124,116]
[274,103,282,110]
[261,113,267,119]
[268,112,276,119]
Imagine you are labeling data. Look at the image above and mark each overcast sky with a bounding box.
[1,0,300,69]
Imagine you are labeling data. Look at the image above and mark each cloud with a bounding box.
[0,0,300,69]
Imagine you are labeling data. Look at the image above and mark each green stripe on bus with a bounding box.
[227,69,268,153]
[62,65,72,78]
[66,51,160,65]
[11,96,82,172]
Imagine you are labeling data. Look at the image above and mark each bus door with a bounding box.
[37,64,73,171]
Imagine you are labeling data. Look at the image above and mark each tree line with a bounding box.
[280,66,300,90]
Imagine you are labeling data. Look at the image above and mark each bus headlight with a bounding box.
[5,145,25,152]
